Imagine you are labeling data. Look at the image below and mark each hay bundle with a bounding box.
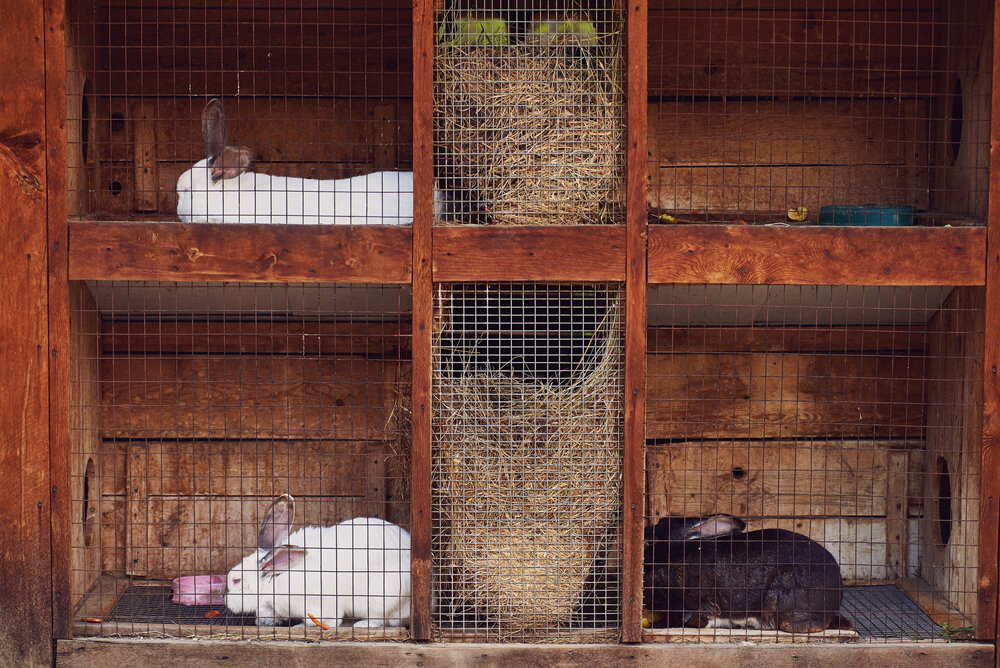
[432,291,623,637]
[435,43,624,225]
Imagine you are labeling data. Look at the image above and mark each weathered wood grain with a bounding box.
[0,0,56,663]
[647,326,927,355]
[645,439,904,519]
[55,638,995,668]
[100,356,393,440]
[101,320,409,358]
[646,351,926,441]
[648,226,987,286]
[623,0,648,644]
[432,226,626,282]
[409,0,434,641]
[95,5,412,98]
[69,222,413,283]
[648,8,937,98]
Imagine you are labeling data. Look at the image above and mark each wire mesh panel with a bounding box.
[431,283,624,641]
[643,284,983,643]
[433,1,625,225]
[69,281,413,639]
[647,1,992,225]
[65,0,413,224]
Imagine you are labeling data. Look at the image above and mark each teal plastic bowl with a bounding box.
[818,205,916,227]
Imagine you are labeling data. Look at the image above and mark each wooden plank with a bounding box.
[96,6,412,98]
[69,222,413,283]
[129,440,383,499]
[982,0,1000,645]
[131,101,157,212]
[648,327,927,355]
[645,440,901,520]
[72,575,128,622]
[923,286,985,626]
[101,320,410,357]
[0,0,55,663]
[100,356,393,440]
[72,619,407,640]
[410,0,434,641]
[648,9,937,98]
[70,284,103,613]
[648,226,987,286]
[644,627,856,643]
[886,451,910,579]
[623,0,647,645]
[646,352,926,441]
[432,227,626,282]
[650,164,927,214]
[47,0,72,643]
[55,638,995,668]
[896,578,977,632]
[649,100,924,168]
[124,494,383,578]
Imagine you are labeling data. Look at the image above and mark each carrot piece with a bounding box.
[203,610,221,618]
[80,617,102,623]
[307,613,329,629]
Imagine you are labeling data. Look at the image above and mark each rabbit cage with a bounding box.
[24,0,995,660]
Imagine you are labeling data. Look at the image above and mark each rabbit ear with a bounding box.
[202,98,228,160]
[258,494,295,550]
[682,514,746,540]
[260,545,307,574]
[210,145,252,182]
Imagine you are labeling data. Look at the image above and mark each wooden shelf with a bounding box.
[649,225,987,286]
[68,222,413,283]
[432,225,626,282]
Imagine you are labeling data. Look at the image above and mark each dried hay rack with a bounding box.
[434,39,625,226]
[429,284,624,640]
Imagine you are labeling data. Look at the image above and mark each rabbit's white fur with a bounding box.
[225,517,411,628]
[177,161,438,225]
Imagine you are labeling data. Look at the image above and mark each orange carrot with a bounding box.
[203,610,221,618]
[307,613,329,630]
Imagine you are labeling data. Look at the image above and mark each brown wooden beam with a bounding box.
[649,225,986,286]
[432,226,626,283]
[68,222,413,283]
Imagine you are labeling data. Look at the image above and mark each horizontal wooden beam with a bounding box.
[55,639,994,668]
[432,226,627,283]
[69,222,413,283]
[649,225,986,286]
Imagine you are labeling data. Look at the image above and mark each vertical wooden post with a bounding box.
[410,0,435,642]
[622,0,647,645]
[0,0,60,664]
[45,0,71,642]
[982,0,1000,648]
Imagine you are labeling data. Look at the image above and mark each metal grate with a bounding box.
[70,282,413,638]
[431,283,625,642]
[643,284,983,643]
[647,1,992,225]
[65,0,413,224]
[433,1,625,225]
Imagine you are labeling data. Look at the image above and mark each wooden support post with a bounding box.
[622,0,647,645]
[131,101,157,212]
[410,0,435,642]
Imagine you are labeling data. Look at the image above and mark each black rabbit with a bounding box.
[643,514,847,633]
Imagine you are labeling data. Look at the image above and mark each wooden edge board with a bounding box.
[55,638,995,668]
[432,226,626,282]
[68,222,413,283]
[648,225,987,286]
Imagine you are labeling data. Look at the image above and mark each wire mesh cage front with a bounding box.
[65,0,413,224]
[647,1,992,225]
[431,283,625,642]
[644,284,983,643]
[69,282,414,638]
[434,1,625,225]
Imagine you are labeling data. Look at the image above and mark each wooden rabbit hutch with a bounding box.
[2,0,1000,666]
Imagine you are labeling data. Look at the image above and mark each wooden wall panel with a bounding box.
[646,351,926,441]
[70,284,103,612]
[648,7,937,98]
[101,356,393,441]
[93,4,412,98]
[922,286,986,626]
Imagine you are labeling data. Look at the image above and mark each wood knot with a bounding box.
[185,247,202,261]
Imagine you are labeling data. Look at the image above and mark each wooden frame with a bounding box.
[0,0,996,665]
